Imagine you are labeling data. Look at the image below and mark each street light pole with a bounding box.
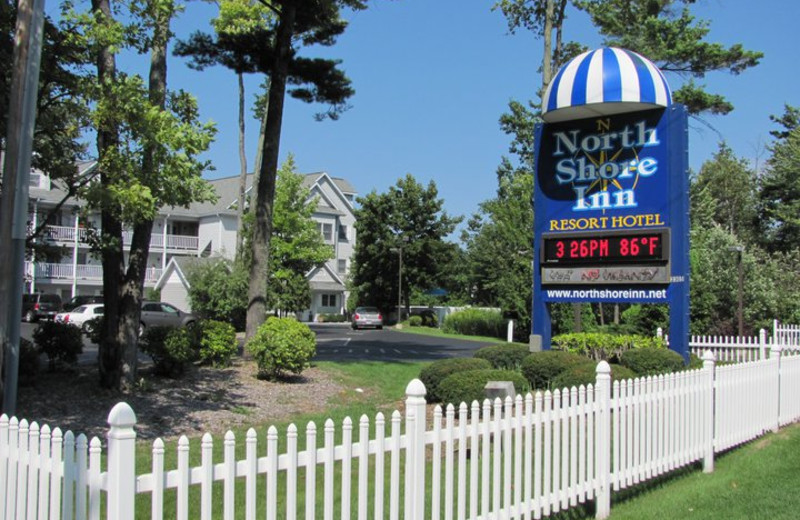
[390,246,403,325]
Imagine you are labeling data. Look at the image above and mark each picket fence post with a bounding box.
[759,329,767,360]
[771,342,782,432]
[405,379,427,520]
[107,402,137,520]
[702,350,716,473]
[595,361,612,520]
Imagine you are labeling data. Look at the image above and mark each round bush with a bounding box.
[474,344,531,370]
[196,320,238,367]
[32,321,83,370]
[620,347,686,376]
[140,326,194,377]
[520,350,587,390]
[408,315,423,327]
[437,369,529,408]
[551,363,637,390]
[419,357,492,403]
[246,317,316,380]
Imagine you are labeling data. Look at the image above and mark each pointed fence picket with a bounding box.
[3,341,800,519]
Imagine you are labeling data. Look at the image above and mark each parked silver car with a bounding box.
[351,306,383,330]
[140,301,196,335]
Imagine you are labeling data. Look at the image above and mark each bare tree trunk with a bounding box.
[92,0,124,389]
[542,0,554,90]
[235,72,247,258]
[246,4,296,340]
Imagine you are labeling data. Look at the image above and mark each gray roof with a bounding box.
[310,281,346,292]
[29,167,356,220]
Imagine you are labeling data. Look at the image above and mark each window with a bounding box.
[338,225,348,241]
[338,259,347,274]
[321,294,337,307]
[317,222,333,243]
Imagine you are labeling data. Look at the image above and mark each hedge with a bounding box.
[437,369,529,408]
[442,308,505,338]
[473,344,531,370]
[620,347,686,376]
[246,317,316,380]
[520,350,588,390]
[551,333,666,361]
[419,357,493,403]
[550,363,637,390]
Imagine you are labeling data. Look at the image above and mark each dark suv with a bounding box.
[22,293,63,322]
[62,294,104,312]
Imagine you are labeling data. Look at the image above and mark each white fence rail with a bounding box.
[2,348,800,520]
[658,326,800,363]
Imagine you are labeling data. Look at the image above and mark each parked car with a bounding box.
[55,304,105,333]
[62,294,103,312]
[351,306,383,330]
[139,301,196,335]
[21,293,63,322]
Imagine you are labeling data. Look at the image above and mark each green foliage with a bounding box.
[186,258,248,331]
[620,347,686,376]
[246,317,316,380]
[473,344,531,370]
[408,315,423,327]
[551,333,665,361]
[317,313,347,323]
[520,350,588,390]
[551,363,636,390]
[759,126,800,252]
[442,308,506,338]
[350,174,461,313]
[462,171,533,339]
[18,338,40,386]
[437,369,529,408]
[140,326,195,377]
[32,321,84,370]
[580,0,762,115]
[419,357,493,403]
[619,304,669,336]
[196,320,238,367]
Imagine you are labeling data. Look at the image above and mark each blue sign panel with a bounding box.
[532,105,689,359]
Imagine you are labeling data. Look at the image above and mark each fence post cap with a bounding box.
[405,378,427,397]
[702,350,716,362]
[596,360,611,375]
[107,402,136,428]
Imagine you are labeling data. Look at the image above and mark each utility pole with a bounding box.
[0,0,46,415]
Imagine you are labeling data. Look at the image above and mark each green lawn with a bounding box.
[607,423,800,519]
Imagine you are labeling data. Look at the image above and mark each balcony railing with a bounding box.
[38,225,198,251]
[27,262,163,283]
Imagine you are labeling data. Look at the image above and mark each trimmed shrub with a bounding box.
[437,369,529,408]
[246,317,316,380]
[520,350,587,390]
[551,333,666,361]
[318,313,347,323]
[620,347,686,376]
[687,353,703,370]
[419,357,492,403]
[473,344,531,370]
[196,320,238,367]
[551,363,637,390]
[140,326,194,377]
[408,315,423,327]
[32,321,83,370]
[442,308,505,338]
[18,338,40,386]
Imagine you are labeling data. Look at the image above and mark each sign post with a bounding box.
[531,48,690,360]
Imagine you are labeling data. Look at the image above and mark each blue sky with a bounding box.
[82,0,800,231]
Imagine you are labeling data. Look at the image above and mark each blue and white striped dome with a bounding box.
[542,47,672,123]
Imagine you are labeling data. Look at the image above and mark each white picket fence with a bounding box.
[2,347,800,520]
[657,321,800,363]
